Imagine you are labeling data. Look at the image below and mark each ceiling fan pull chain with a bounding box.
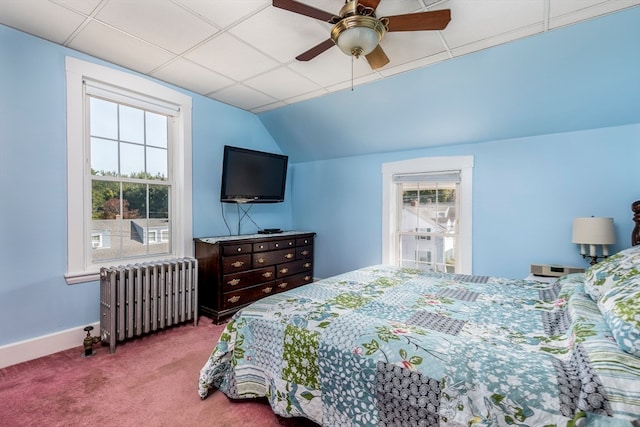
[351,55,355,91]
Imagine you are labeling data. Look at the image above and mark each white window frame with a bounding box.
[382,156,473,274]
[65,57,193,284]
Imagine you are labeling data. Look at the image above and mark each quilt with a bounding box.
[198,265,640,426]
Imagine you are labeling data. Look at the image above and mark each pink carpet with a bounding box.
[0,317,319,426]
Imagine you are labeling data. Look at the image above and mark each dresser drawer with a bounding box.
[222,283,276,310]
[222,254,252,273]
[296,245,313,259]
[296,236,313,246]
[222,243,252,256]
[253,241,270,252]
[276,272,313,293]
[222,267,275,291]
[269,239,296,250]
[276,260,313,278]
[253,248,296,267]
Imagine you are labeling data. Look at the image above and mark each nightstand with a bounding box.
[525,274,558,283]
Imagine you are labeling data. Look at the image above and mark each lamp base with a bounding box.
[582,254,608,265]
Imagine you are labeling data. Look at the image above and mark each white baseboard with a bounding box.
[0,321,100,369]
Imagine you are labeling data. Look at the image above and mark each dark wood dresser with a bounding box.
[194,231,315,323]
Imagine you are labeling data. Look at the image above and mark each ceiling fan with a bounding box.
[272,0,451,70]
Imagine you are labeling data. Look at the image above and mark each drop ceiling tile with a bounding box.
[52,0,102,16]
[185,32,279,81]
[229,6,331,63]
[449,23,543,58]
[151,58,234,95]
[175,0,269,28]
[284,88,329,105]
[211,83,277,110]
[288,48,376,87]
[380,31,447,67]
[251,100,288,113]
[0,0,86,44]
[375,0,424,17]
[443,0,544,49]
[95,0,218,54]
[68,20,175,74]
[244,67,321,100]
[549,0,640,28]
[380,50,451,77]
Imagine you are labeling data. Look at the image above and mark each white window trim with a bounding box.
[65,57,193,284]
[382,156,473,274]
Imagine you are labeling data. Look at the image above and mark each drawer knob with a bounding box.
[263,271,273,278]
[301,250,310,256]
[304,276,311,281]
[279,268,289,274]
[262,287,273,294]
[231,261,244,268]
[237,247,242,252]
[303,262,311,268]
[284,253,294,259]
[228,278,240,286]
[274,243,279,248]
[257,258,265,264]
[228,295,240,303]
[278,282,288,289]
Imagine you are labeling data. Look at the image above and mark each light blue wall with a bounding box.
[0,24,289,346]
[291,124,640,280]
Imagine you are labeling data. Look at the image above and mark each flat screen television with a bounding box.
[220,145,288,203]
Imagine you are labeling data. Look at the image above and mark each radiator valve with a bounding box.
[82,326,101,357]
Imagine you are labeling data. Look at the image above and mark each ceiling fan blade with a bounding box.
[365,45,390,70]
[385,9,451,32]
[272,0,336,22]
[358,0,381,11]
[296,39,335,61]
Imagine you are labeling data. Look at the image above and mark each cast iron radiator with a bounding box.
[99,258,198,354]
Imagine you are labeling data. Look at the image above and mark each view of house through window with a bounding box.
[89,96,171,262]
[396,174,459,272]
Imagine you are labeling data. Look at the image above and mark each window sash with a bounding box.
[65,56,192,284]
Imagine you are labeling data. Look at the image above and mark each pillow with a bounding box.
[583,245,640,301]
[598,278,640,357]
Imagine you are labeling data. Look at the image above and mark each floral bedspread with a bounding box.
[198,265,640,426]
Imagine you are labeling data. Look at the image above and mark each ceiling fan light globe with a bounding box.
[331,15,385,58]
[336,27,379,56]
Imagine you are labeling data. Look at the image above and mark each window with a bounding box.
[65,57,193,284]
[382,156,473,274]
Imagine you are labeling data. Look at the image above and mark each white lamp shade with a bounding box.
[335,26,380,56]
[572,217,616,244]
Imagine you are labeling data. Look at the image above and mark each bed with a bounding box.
[199,202,640,426]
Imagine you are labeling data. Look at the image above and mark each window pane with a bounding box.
[91,180,121,262]
[120,142,144,178]
[91,137,118,176]
[149,184,169,219]
[398,180,458,273]
[147,146,168,180]
[122,183,146,219]
[146,112,167,148]
[119,104,144,143]
[90,98,117,139]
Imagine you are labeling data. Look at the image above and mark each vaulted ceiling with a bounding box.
[1,0,638,113]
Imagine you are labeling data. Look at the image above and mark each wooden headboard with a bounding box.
[633,200,640,246]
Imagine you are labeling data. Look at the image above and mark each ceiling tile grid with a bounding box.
[1,0,638,112]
